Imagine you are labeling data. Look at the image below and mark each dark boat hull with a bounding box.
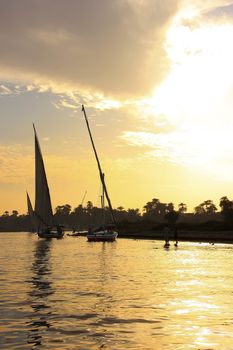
[37,230,64,239]
[87,230,118,242]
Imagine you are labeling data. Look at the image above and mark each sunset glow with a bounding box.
[126,5,233,182]
[1,0,233,213]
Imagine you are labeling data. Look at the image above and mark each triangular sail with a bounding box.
[33,124,54,229]
[26,191,37,230]
[81,105,116,225]
[27,191,34,217]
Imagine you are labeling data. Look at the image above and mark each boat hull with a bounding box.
[37,230,64,239]
[87,230,118,242]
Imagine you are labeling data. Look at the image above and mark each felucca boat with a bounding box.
[82,105,118,242]
[33,124,64,239]
[26,191,36,232]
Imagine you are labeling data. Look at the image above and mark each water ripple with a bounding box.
[1,234,233,349]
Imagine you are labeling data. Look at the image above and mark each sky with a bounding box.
[1,0,233,214]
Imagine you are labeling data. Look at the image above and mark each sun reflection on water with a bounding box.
[1,235,233,349]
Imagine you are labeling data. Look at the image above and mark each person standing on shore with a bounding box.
[163,226,170,246]
[174,227,178,246]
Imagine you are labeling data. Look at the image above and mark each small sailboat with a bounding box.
[82,105,118,242]
[26,191,36,232]
[33,124,64,239]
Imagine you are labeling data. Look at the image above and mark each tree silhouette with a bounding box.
[1,195,232,232]
[143,198,167,220]
[219,196,233,222]
[178,203,187,214]
[202,200,217,214]
[126,208,141,222]
[194,204,205,215]
[164,209,179,225]
[194,200,217,215]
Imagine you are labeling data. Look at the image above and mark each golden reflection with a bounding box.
[183,299,219,310]
[27,239,53,347]
[176,280,202,286]
[3,235,233,349]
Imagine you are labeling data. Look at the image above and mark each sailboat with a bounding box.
[33,124,64,239]
[82,105,118,242]
[26,191,36,232]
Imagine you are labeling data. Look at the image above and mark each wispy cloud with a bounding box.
[0,84,12,95]
[120,127,233,181]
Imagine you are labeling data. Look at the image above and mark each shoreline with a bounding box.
[73,229,233,244]
[1,230,233,245]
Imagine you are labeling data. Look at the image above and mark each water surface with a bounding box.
[1,232,233,349]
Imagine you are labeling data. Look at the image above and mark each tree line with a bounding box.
[1,196,233,232]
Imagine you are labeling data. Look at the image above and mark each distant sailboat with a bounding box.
[26,191,36,232]
[33,124,64,239]
[82,105,118,242]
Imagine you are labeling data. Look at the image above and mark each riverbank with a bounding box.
[1,229,233,244]
[75,229,233,244]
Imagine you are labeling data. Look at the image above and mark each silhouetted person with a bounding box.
[56,225,62,234]
[163,226,170,246]
[174,227,178,246]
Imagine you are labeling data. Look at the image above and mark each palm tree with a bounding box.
[202,200,217,214]
[178,203,187,214]
[117,206,124,211]
[219,196,233,222]
[194,205,205,215]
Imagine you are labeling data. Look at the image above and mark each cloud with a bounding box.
[0,84,12,95]
[120,126,233,182]
[0,0,181,98]
[0,0,231,100]
[191,0,233,15]
[114,0,233,176]
[0,0,232,101]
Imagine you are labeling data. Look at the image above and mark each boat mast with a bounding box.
[81,190,87,206]
[101,173,106,225]
[81,105,116,225]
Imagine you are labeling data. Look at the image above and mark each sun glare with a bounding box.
[138,13,233,179]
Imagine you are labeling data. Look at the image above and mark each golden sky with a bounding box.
[1,0,233,214]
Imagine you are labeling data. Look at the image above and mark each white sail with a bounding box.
[33,124,53,229]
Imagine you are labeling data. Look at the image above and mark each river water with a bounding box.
[1,232,233,349]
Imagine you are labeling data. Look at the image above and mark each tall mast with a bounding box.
[81,105,116,225]
[81,190,87,206]
[101,173,106,225]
